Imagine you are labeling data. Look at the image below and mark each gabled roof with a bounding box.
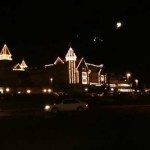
[54,57,64,65]
[13,63,24,71]
[0,44,12,60]
[20,59,28,69]
[86,63,103,73]
[45,64,54,68]
[76,57,88,70]
[65,47,77,61]
[86,63,103,68]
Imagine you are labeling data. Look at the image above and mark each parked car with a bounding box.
[44,98,89,113]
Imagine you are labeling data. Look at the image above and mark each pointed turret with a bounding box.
[65,46,77,61]
[65,45,77,84]
[20,59,28,69]
[0,44,12,61]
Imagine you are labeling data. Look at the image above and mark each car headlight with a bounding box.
[45,105,50,110]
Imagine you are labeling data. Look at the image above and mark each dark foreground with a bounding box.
[1,105,150,150]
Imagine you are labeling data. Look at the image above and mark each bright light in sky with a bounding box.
[116,22,122,29]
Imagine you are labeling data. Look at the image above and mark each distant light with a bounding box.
[116,22,122,29]
[111,88,114,91]
[17,91,21,94]
[118,84,130,87]
[0,88,4,94]
[47,89,52,93]
[118,89,131,92]
[135,79,138,84]
[45,105,50,110]
[50,78,53,83]
[26,89,31,94]
[126,73,131,79]
[6,88,10,92]
[43,89,47,93]
[85,88,88,92]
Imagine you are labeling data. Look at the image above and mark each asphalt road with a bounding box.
[1,105,150,150]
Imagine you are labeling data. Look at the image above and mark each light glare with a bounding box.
[6,88,10,92]
[45,105,50,110]
[26,89,31,94]
[116,22,122,29]
[43,89,47,93]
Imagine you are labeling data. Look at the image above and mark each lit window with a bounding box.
[82,72,87,84]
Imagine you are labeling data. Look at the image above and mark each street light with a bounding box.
[135,79,138,92]
[50,78,53,87]
[126,73,131,92]
[126,73,131,82]
[50,78,53,83]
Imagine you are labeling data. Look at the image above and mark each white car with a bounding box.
[44,98,88,113]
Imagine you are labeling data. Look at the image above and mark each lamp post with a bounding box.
[126,73,131,82]
[50,78,53,88]
[126,73,131,92]
[135,79,138,92]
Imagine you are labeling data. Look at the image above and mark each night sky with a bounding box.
[0,0,150,86]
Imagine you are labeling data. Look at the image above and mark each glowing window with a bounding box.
[82,72,87,84]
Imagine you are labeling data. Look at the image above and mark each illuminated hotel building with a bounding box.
[0,43,137,93]
[44,46,105,87]
[0,43,106,92]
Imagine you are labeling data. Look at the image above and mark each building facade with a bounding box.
[0,44,106,93]
[44,46,105,88]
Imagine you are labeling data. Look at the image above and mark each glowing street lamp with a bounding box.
[6,88,10,92]
[26,89,31,94]
[126,73,131,92]
[135,79,138,85]
[47,89,52,93]
[50,78,53,88]
[135,79,138,91]
[50,78,53,84]
[126,73,131,82]
[43,89,47,93]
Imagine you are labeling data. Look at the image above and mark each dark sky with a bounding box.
[0,0,150,85]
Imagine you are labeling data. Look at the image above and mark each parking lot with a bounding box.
[0,102,150,149]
